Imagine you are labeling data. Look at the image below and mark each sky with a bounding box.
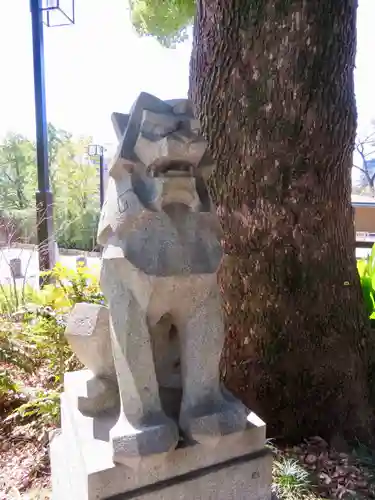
[0,0,374,150]
[0,0,191,149]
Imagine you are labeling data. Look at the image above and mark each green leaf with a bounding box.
[357,258,368,278]
[361,276,375,316]
[369,244,375,277]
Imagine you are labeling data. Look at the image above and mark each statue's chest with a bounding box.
[121,216,223,276]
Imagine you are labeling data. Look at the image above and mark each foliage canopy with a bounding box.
[0,124,101,250]
[129,0,195,47]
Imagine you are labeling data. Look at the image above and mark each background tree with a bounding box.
[0,133,36,211]
[48,123,73,194]
[53,134,99,250]
[353,128,375,197]
[0,126,99,250]
[130,0,195,46]
[0,133,37,241]
[129,0,374,443]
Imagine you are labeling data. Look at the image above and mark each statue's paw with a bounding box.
[78,376,118,415]
[110,414,179,468]
[179,394,248,447]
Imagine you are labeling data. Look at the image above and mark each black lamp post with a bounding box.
[88,144,105,209]
[29,0,75,281]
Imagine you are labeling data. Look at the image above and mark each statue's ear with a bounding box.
[111,112,130,140]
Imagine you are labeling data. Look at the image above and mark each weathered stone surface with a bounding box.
[106,92,214,178]
[78,375,118,416]
[166,98,194,115]
[108,453,273,500]
[50,370,271,499]
[111,112,130,140]
[51,433,272,500]
[65,303,114,379]
[61,93,263,469]
[64,304,117,415]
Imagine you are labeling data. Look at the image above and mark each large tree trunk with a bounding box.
[189,0,374,442]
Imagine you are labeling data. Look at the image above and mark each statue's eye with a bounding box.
[139,110,180,140]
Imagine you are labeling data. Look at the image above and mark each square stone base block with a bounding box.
[50,370,273,500]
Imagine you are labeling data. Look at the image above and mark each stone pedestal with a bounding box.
[50,371,272,500]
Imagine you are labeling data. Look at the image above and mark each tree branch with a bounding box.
[1,171,15,184]
[353,164,367,174]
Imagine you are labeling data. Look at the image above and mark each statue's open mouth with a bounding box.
[148,160,195,178]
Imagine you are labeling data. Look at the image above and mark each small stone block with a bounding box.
[111,419,179,468]
[77,376,118,415]
[64,303,114,378]
[65,303,108,338]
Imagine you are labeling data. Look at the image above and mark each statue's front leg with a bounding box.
[177,280,248,446]
[101,259,179,467]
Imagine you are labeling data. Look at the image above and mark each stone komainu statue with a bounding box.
[65,92,248,467]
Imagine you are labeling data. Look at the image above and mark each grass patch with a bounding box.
[272,456,320,499]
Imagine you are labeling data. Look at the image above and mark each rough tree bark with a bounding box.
[189,0,374,442]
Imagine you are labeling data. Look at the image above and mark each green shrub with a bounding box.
[0,282,41,317]
[39,261,104,309]
[13,389,61,426]
[0,320,35,407]
[54,209,99,251]
[0,370,20,397]
[0,320,35,372]
[357,245,375,321]
[1,262,104,424]
[25,262,104,382]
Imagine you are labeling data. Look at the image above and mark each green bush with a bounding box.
[13,389,61,427]
[0,282,41,317]
[54,209,99,251]
[0,262,104,425]
[357,245,375,322]
[0,320,35,372]
[0,370,20,398]
[4,206,100,250]
[39,261,104,307]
